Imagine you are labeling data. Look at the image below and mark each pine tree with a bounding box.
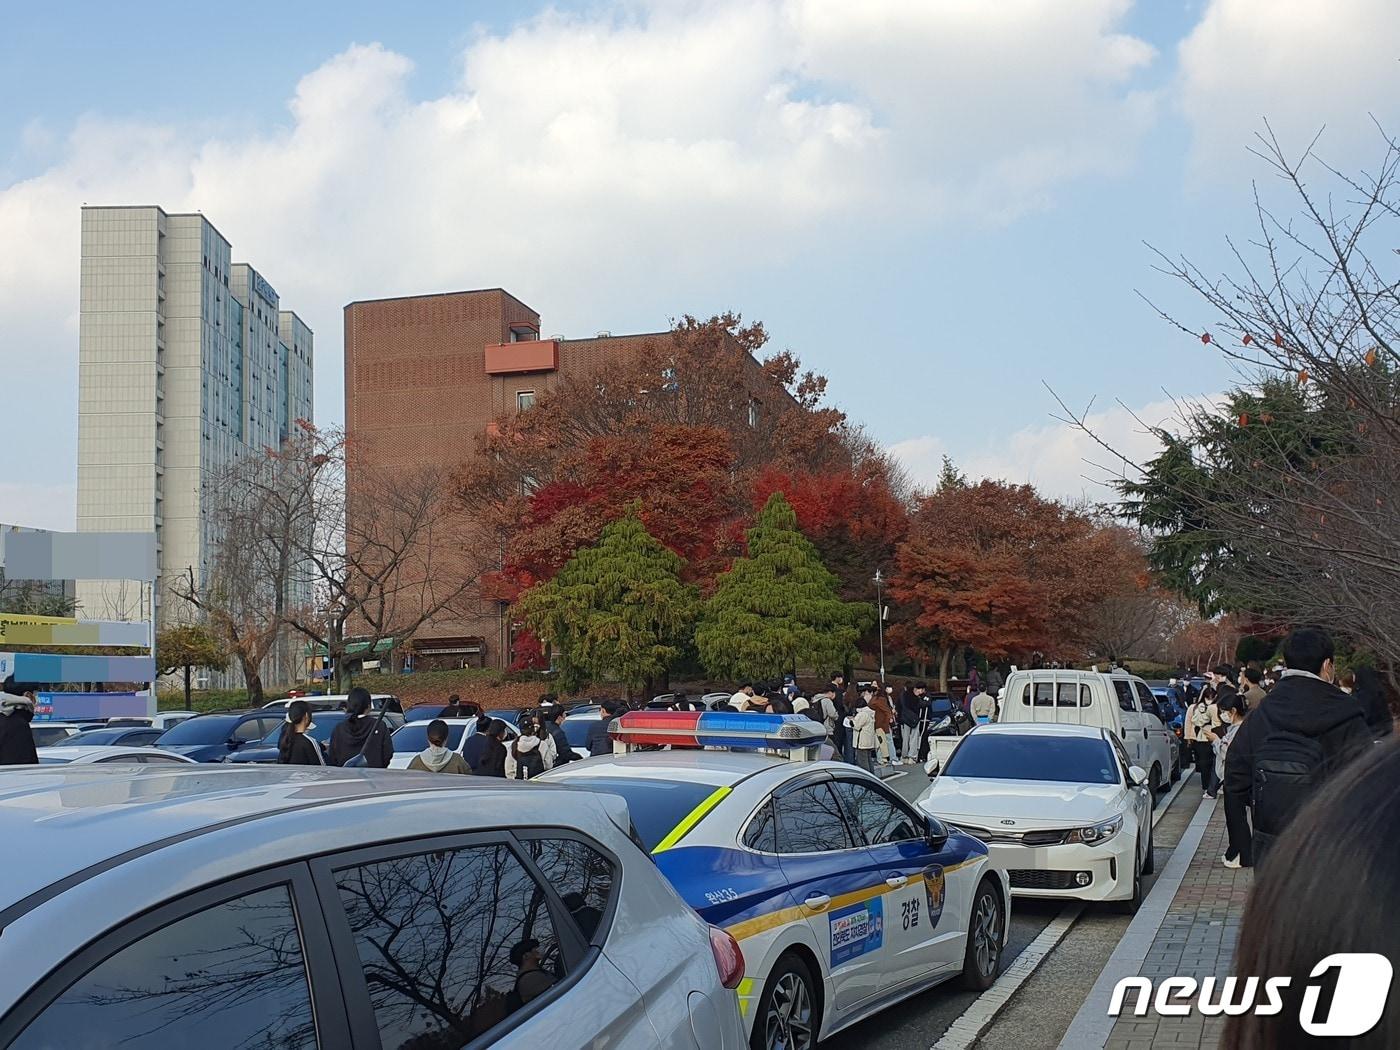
[696,493,871,682]
[517,507,698,695]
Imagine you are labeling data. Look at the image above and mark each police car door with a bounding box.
[830,777,955,989]
[774,780,886,1013]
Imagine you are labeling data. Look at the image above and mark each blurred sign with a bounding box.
[0,613,148,647]
[2,531,156,582]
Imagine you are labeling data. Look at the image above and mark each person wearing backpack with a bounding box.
[1185,686,1222,798]
[1223,626,1376,869]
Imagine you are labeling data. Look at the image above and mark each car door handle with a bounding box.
[885,875,908,888]
[803,894,831,912]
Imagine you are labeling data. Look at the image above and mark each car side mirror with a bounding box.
[925,815,949,851]
[227,738,242,749]
[1129,765,1148,787]
[924,757,941,779]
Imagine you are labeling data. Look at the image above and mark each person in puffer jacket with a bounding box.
[511,722,547,780]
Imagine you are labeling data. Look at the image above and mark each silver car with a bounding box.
[0,766,747,1049]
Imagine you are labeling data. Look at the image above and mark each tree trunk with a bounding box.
[184,665,191,707]
[240,655,265,706]
[938,647,952,693]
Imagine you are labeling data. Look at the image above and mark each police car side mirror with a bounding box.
[925,815,949,851]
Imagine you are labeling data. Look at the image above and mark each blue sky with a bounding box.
[4,0,1398,529]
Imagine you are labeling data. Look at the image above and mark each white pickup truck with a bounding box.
[925,670,1179,799]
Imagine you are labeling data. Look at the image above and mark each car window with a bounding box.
[830,780,922,846]
[231,718,267,743]
[522,837,614,942]
[541,777,713,853]
[1021,682,1090,706]
[1109,734,1134,777]
[11,885,316,1049]
[1113,680,1138,713]
[743,801,778,852]
[1134,683,1159,718]
[334,843,566,1045]
[941,734,1120,785]
[141,754,191,765]
[776,783,855,854]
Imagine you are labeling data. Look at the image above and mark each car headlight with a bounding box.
[1066,815,1123,846]
[931,716,951,732]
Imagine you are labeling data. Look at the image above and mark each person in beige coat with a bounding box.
[851,686,878,773]
[1185,689,1222,797]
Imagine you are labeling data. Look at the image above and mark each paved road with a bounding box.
[818,764,1201,1050]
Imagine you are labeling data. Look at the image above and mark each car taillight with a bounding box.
[708,925,744,990]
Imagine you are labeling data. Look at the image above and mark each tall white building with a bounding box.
[76,207,313,677]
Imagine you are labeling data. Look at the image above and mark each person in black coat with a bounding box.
[1223,628,1376,867]
[897,683,926,764]
[277,700,325,766]
[0,682,39,765]
[477,719,509,778]
[587,699,623,757]
[327,687,393,768]
[462,712,495,772]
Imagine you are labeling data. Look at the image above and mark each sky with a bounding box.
[4,0,1400,530]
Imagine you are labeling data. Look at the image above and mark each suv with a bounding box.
[154,709,288,762]
[0,767,746,1050]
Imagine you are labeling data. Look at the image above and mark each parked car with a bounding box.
[918,723,1155,913]
[223,711,405,765]
[34,746,198,766]
[262,693,403,714]
[28,723,84,748]
[150,710,200,731]
[993,670,1177,800]
[387,717,519,770]
[155,710,288,763]
[50,725,165,749]
[0,766,746,1049]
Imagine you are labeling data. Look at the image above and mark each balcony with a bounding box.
[484,339,558,375]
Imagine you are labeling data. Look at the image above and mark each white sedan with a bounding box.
[387,717,518,770]
[35,746,198,766]
[916,723,1154,913]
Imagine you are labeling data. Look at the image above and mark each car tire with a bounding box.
[960,878,1004,991]
[751,953,819,1050]
[1114,848,1143,915]
[1148,765,1162,807]
[1170,751,1182,783]
[1142,819,1155,875]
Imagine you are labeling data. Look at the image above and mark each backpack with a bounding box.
[1250,707,1326,839]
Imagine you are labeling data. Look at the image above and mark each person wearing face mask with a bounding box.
[1212,695,1249,867]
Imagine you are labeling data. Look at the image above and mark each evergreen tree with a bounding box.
[697,493,870,682]
[518,507,698,695]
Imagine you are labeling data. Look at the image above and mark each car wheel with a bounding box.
[1142,819,1155,875]
[1148,765,1162,806]
[1170,752,1181,782]
[752,953,819,1050]
[1114,847,1143,915]
[960,879,1004,990]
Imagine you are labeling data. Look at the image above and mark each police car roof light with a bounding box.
[609,710,825,752]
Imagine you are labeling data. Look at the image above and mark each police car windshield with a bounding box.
[942,734,1120,785]
[391,723,469,753]
[561,777,715,851]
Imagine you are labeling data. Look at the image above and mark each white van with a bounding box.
[995,670,1178,798]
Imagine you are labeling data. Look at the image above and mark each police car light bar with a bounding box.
[610,710,826,757]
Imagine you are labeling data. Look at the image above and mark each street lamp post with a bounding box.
[874,569,886,680]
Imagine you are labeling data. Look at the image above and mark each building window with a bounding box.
[516,390,536,412]
[748,399,760,428]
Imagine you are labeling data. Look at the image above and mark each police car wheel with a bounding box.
[753,954,818,1050]
[959,880,1003,991]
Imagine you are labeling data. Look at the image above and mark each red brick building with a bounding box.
[344,288,773,669]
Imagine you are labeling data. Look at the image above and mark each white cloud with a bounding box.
[889,395,1218,504]
[1178,0,1400,172]
[1,0,1159,491]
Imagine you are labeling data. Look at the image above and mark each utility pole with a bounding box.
[874,568,886,680]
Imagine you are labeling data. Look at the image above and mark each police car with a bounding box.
[539,710,1011,1049]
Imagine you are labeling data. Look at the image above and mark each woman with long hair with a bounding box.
[1224,737,1399,1048]
[277,700,324,765]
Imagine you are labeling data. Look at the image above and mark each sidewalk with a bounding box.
[1102,798,1253,1050]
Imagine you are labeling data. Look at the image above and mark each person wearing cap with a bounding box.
[510,938,555,1004]
[0,678,38,765]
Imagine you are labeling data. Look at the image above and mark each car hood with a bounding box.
[918,777,1122,829]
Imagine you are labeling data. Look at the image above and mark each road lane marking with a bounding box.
[927,765,1193,1050]
[1055,792,1215,1050]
